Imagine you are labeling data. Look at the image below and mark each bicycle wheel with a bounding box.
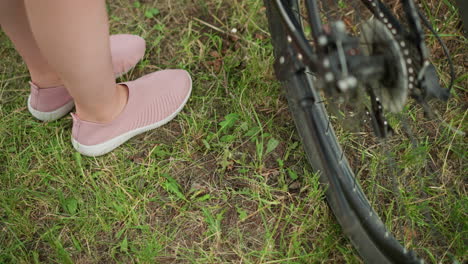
[264,0,460,263]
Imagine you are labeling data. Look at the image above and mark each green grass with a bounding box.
[0,0,466,263]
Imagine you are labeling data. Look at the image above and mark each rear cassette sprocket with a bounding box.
[360,19,409,113]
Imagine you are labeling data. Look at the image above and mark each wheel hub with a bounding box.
[360,19,409,113]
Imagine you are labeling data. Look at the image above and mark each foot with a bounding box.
[71,70,192,157]
[28,34,146,122]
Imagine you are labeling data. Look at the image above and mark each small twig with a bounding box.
[193,17,233,36]
[192,17,259,46]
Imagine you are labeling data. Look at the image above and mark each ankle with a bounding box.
[113,84,129,119]
[76,84,128,123]
[30,72,63,88]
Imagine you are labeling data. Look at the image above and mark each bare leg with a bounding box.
[23,0,127,123]
[0,0,61,87]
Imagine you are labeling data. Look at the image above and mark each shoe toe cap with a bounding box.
[139,69,192,96]
[166,69,192,97]
[110,34,146,74]
[129,70,192,116]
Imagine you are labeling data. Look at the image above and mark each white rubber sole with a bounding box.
[72,74,193,157]
[27,95,75,122]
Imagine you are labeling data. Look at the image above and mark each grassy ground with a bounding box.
[0,0,466,263]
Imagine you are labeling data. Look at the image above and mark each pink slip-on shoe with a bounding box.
[28,34,146,122]
[71,69,192,157]
[28,82,75,121]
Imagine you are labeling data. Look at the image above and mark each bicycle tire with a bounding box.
[264,1,425,263]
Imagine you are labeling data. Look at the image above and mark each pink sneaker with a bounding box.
[71,70,192,157]
[28,34,146,121]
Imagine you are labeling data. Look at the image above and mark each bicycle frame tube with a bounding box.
[272,0,318,80]
[303,0,324,47]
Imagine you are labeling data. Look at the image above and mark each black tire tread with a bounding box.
[263,1,423,263]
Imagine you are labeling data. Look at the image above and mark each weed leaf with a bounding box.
[219,113,239,134]
[120,236,128,253]
[236,207,248,221]
[145,8,160,18]
[161,174,186,201]
[133,1,141,8]
[220,134,236,143]
[65,198,78,215]
[265,138,280,156]
[287,168,299,180]
[244,126,260,137]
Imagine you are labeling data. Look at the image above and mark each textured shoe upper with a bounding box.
[72,70,192,146]
[29,82,73,112]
